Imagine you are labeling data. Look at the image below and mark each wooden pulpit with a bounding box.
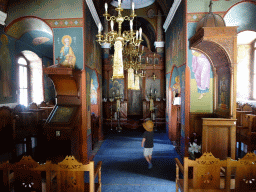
[43,65,86,162]
[202,118,236,160]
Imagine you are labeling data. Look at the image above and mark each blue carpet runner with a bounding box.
[92,130,180,192]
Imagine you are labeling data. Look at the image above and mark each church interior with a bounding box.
[0,0,256,191]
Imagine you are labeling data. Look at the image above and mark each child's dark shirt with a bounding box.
[143,131,154,148]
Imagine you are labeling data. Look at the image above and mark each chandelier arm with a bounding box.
[105,16,116,22]
[124,16,132,21]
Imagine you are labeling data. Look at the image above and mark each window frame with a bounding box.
[17,55,31,106]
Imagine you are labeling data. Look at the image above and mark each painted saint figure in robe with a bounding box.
[90,78,97,105]
[0,34,12,97]
[59,35,76,68]
[192,50,211,99]
[172,76,181,99]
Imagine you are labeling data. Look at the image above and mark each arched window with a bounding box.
[236,31,256,101]
[18,57,28,106]
[17,51,43,106]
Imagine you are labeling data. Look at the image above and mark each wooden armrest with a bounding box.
[175,158,184,174]
[94,161,102,179]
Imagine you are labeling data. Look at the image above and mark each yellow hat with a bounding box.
[143,120,154,132]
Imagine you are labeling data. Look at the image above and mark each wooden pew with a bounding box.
[227,152,256,191]
[238,114,256,153]
[0,155,102,192]
[50,156,102,192]
[0,160,10,191]
[236,104,253,157]
[175,152,228,191]
[175,152,256,191]
[0,106,15,157]
[3,155,47,191]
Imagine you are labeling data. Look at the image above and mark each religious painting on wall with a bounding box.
[128,77,142,116]
[154,57,159,65]
[86,71,91,135]
[109,79,124,99]
[141,57,146,64]
[217,72,230,112]
[53,27,83,70]
[90,70,99,115]
[0,34,12,99]
[166,73,171,124]
[109,79,124,113]
[85,5,101,73]
[171,67,181,103]
[146,79,160,100]
[189,50,213,113]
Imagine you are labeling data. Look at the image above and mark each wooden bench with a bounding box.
[175,152,228,191]
[0,155,102,192]
[49,155,102,192]
[237,114,256,154]
[175,152,256,191]
[227,152,256,191]
[0,106,16,156]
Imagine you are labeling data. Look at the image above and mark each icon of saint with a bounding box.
[59,35,76,68]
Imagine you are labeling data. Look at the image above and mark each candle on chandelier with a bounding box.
[139,27,142,40]
[136,31,138,40]
[98,23,102,34]
[130,20,133,31]
[105,3,108,13]
[132,2,134,11]
[118,0,121,6]
[111,20,114,31]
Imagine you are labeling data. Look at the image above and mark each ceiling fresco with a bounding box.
[5,16,53,58]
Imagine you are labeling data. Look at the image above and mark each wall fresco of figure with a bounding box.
[53,27,83,69]
[192,50,211,100]
[58,35,76,68]
[0,34,12,98]
[189,49,213,113]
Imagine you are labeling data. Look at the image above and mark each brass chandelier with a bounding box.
[96,0,143,79]
[124,43,145,90]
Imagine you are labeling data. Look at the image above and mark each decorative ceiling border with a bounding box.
[45,18,83,28]
[163,0,181,32]
[187,12,225,23]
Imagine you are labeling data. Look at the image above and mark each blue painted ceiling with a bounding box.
[19,30,53,58]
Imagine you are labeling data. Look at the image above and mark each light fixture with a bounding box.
[96,0,143,79]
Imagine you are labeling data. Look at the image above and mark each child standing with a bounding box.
[141,120,154,169]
